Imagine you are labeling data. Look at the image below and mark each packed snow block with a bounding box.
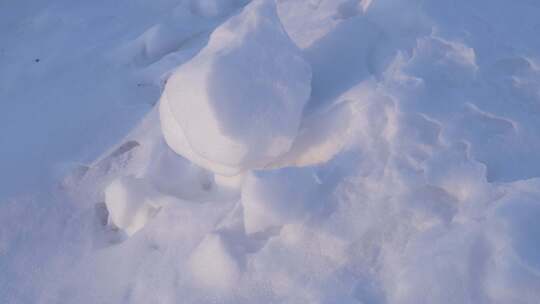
[241,168,321,234]
[105,176,162,236]
[188,233,240,292]
[160,0,312,175]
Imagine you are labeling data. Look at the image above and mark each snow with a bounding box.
[241,168,322,234]
[104,177,163,236]
[160,0,311,175]
[188,233,241,293]
[2,0,540,303]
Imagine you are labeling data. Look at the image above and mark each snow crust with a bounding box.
[2,0,540,303]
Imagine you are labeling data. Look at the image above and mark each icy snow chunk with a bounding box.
[160,0,312,175]
[104,176,163,236]
[188,233,240,292]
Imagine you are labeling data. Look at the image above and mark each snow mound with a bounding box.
[160,0,312,175]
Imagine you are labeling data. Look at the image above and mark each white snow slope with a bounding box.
[1,0,540,303]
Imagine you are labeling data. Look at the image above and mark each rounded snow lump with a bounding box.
[159,0,311,176]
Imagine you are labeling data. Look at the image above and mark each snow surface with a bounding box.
[2,0,540,303]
